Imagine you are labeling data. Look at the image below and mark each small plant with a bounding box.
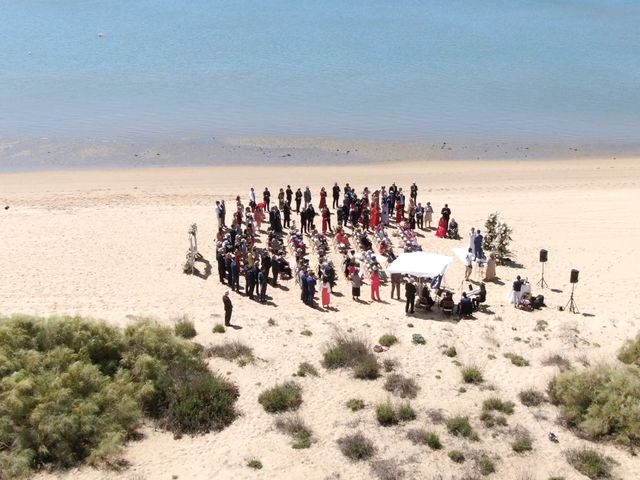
[275,414,313,449]
[518,388,546,407]
[618,332,640,366]
[206,340,255,365]
[383,358,398,372]
[247,458,262,470]
[448,450,465,463]
[397,402,416,421]
[354,355,381,379]
[301,329,313,336]
[511,431,533,453]
[258,382,302,413]
[174,316,197,339]
[379,334,398,347]
[447,416,477,440]
[478,455,495,476]
[535,320,548,332]
[566,448,611,479]
[461,365,484,384]
[323,333,380,380]
[212,323,226,333]
[504,352,529,367]
[370,459,404,480]
[337,432,376,461]
[296,362,319,377]
[412,333,426,345]
[384,373,419,399]
[444,346,457,357]
[482,397,515,415]
[427,409,446,424]
[406,429,442,450]
[267,318,277,326]
[480,411,507,428]
[376,400,398,426]
[542,354,572,371]
[346,398,365,411]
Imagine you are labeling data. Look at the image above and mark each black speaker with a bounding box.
[539,249,548,263]
[570,269,579,284]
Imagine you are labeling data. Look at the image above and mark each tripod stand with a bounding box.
[565,283,579,314]
[536,262,548,288]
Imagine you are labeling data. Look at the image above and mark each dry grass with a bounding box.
[542,354,572,371]
[206,340,255,365]
[384,374,419,399]
[337,432,376,461]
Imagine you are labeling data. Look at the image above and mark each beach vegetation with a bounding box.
[258,382,302,413]
[444,346,457,357]
[448,450,465,463]
[477,455,496,476]
[511,431,533,453]
[346,398,365,411]
[275,414,313,449]
[447,416,478,440]
[482,397,515,415]
[322,333,380,380]
[301,329,313,336]
[542,354,572,371]
[0,315,239,478]
[212,323,226,333]
[548,365,640,446]
[384,373,419,399]
[407,428,442,450]
[206,340,255,366]
[376,400,398,426]
[461,365,484,384]
[383,358,399,372]
[337,432,376,461]
[566,448,612,479]
[618,332,640,366]
[480,411,507,428]
[370,459,405,480]
[296,361,319,377]
[173,316,197,339]
[504,352,529,367]
[379,334,398,347]
[247,458,263,469]
[518,388,546,407]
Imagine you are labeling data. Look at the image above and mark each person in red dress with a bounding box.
[321,277,331,308]
[322,207,331,234]
[370,269,382,301]
[319,187,327,209]
[435,216,448,238]
[370,205,380,227]
[395,202,404,223]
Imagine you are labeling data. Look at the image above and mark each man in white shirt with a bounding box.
[248,188,256,210]
[465,247,474,281]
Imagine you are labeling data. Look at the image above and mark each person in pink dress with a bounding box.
[254,205,264,230]
[321,278,331,308]
[370,269,382,301]
[395,202,404,224]
[319,187,327,209]
[371,205,380,228]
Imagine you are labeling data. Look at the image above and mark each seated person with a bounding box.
[469,283,487,310]
[418,286,435,310]
[517,293,534,311]
[457,293,473,317]
[531,294,545,309]
[439,292,455,314]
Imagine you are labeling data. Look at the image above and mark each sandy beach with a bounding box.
[2,154,640,480]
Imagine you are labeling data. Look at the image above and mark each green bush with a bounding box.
[444,346,457,357]
[247,458,263,469]
[480,411,507,428]
[482,397,515,415]
[346,398,365,411]
[275,414,313,449]
[566,448,611,479]
[296,361,319,377]
[618,332,640,366]
[337,432,376,461]
[376,400,398,426]
[379,334,398,347]
[518,388,546,407]
[212,323,226,334]
[511,431,533,453]
[461,365,484,384]
[0,315,239,478]
[412,333,426,345]
[258,382,302,413]
[301,329,313,336]
[322,333,380,379]
[173,316,197,339]
[406,429,442,450]
[542,354,572,371]
[384,373,419,399]
[447,416,478,440]
[448,450,465,463]
[383,358,398,372]
[354,355,381,380]
[478,455,495,475]
[504,352,529,367]
[397,402,416,421]
[548,365,640,446]
[206,340,254,366]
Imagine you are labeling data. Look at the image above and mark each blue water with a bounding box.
[1,0,639,145]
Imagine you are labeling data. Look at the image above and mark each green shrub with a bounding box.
[0,315,239,478]
[542,354,572,371]
[301,329,313,336]
[407,429,442,450]
[548,365,640,446]
[337,432,376,461]
[412,333,426,345]
[384,373,419,399]
[383,358,398,372]
[258,382,302,413]
[296,361,319,377]
[247,458,263,469]
[212,323,226,333]
[448,450,465,463]
[478,455,495,475]
[376,400,398,426]
[518,388,546,407]
[444,346,457,357]
[397,402,416,421]
[322,333,379,379]
[354,355,381,380]
[173,316,197,339]
[618,332,640,366]
[206,340,254,366]
[346,398,365,411]
[480,411,507,428]
[447,416,478,440]
[482,397,515,414]
[504,352,529,367]
[275,414,313,449]
[461,365,484,384]
[511,431,533,453]
[566,448,611,479]
[379,334,398,347]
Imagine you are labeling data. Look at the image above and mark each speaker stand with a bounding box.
[565,283,579,314]
[536,263,548,289]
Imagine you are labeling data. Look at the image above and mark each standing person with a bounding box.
[319,187,327,209]
[246,264,256,299]
[395,201,403,224]
[282,202,291,229]
[425,202,434,229]
[408,205,416,230]
[215,201,223,229]
[469,227,477,257]
[405,278,417,314]
[230,257,240,292]
[261,252,272,284]
[258,269,268,303]
[321,275,331,308]
[509,275,524,307]
[286,185,293,206]
[332,182,340,209]
[474,230,484,260]
[223,291,233,326]
[390,272,402,300]
[484,253,497,282]
[381,203,390,226]
[306,272,316,306]
[220,200,227,228]
[416,203,424,229]
[441,203,451,229]
[295,188,302,213]
[263,187,271,210]
[303,187,312,209]
[248,188,257,211]
[464,247,474,281]
[371,268,382,301]
[321,207,330,234]
[410,182,418,203]
[271,253,280,286]
[397,188,406,215]
[278,188,285,209]
[350,270,362,301]
[299,268,308,304]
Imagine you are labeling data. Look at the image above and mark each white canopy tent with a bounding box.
[388,251,453,279]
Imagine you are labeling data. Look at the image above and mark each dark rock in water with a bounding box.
[4,206,9,210]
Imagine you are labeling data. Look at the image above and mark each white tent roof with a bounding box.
[388,251,453,278]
